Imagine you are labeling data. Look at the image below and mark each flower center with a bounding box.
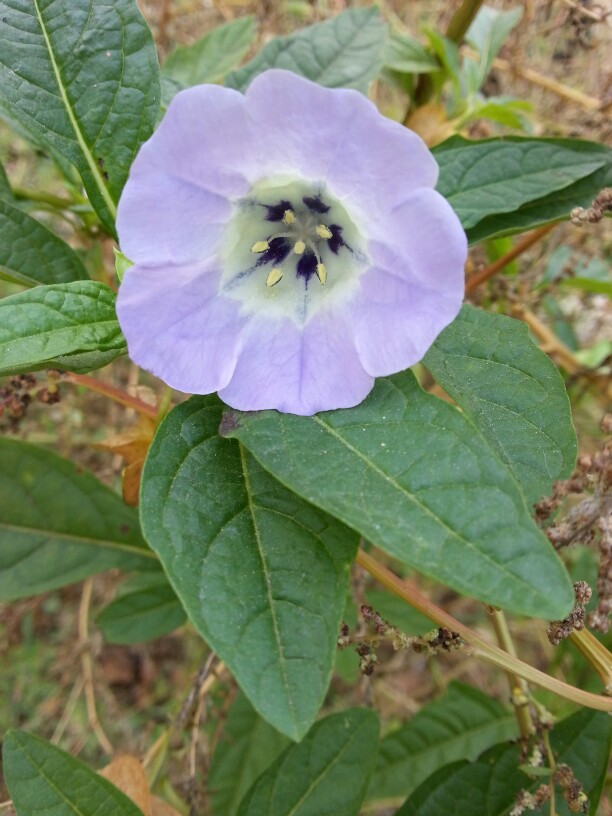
[219,179,367,324]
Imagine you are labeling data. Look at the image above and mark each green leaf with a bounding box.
[163,16,256,88]
[0,160,15,201]
[236,709,379,816]
[113,247,133,283]
[140,396,358,740]
[465,5,523,91]
[384,31,439,74]
[395,708,612,816]
[0,0,160,235]
[224,371,573,619]
[3,730,145,816]
[0,438,157,601]
[226,7,387,94]
[367,682,517,805]
[0,199,89,287]
[209,692,291,816]
[423,306,577,506]
[434,136,607,231]
[97,573,186,644]
[0,281,126,377]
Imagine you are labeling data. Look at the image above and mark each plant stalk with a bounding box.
[356,548,612,713]
[446,0,486,44]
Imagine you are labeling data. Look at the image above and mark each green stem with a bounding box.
[489,609,535,739]
[356,548,612,713]
[12,185,75,210]
[446,0,486,44]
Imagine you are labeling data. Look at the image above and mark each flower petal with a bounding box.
[244,70,438,217]
[117,83,259,266]
[117,262,246,393]
[351,188,467,376]
[218,311,374,415]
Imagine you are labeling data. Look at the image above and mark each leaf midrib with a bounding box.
[32,0,117,220]
[0,520,157,559]
[238,443,299,738]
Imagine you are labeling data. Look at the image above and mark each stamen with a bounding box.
[266,267,283,287]
[293,240,306,255]
[282,209,295,225]
[251,240,270,253]
[315,225,333,240]
[316,263,327,285]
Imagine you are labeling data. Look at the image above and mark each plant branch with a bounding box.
[356,548,612,712]
[489,608,535,739]
[63,372,158,418]
[78,578,113,756]
[12,185,76,210]
[446,0,486,44]
[466,224,556,293]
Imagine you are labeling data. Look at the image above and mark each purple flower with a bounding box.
[116,70,467,415]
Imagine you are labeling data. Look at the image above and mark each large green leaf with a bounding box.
[236,709,379,816]
[226,7,386,93]
[0,438,157,601]
[224,371,573,619]
[466,149,612,243]
[209,692,291,816]
[97,573,186,644]
[396,708,612,816]
[162,16,256,87]
[0,0,160,235]
[0,281,126,376]
[424,306,577,505]
[140,396,358,740]
[367,682,517,805]
[3,730,144,816]
[434,136,607,231]
[0,199,89,287]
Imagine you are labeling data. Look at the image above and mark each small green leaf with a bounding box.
[209,692,291,816]
[384,31,439,74]
[0,439,157,601]
[163,17,256,88]
[0,0,160,235]
[3,730,145,816]
[465,5,523,92]
[140,396,358,739]
[224,371,573,619]
[367,682,517,804]
[423,305,577,505]
[226,7,386,93]
[395,708,612,816]
[113,247,133,283]
[0,160,15,201]
[0,199,89,287]
[434,136,607,231]
[0,281,126,377]
[97,573,186,644]
[236,709,379,816]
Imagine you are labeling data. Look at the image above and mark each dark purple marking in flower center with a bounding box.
[303,194,330,214]
[256,236,291,267]
[264,200,293,222]
[327,225,346,255]
[296,251,318,283]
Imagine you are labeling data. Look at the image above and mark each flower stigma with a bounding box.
[219,178,368,324]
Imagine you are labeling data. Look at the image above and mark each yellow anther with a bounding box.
[315,224,333,240]
[266,267,283,287]
[251,240,269,253]
[293,240,306,255]
[316,263,327,285]
[282,209,295,225]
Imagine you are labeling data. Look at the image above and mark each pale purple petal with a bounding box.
[218,311,373,415]
[245,70,438,214]
[117,262,246,393]
[350,189,467,376]
[117,175,230,266]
